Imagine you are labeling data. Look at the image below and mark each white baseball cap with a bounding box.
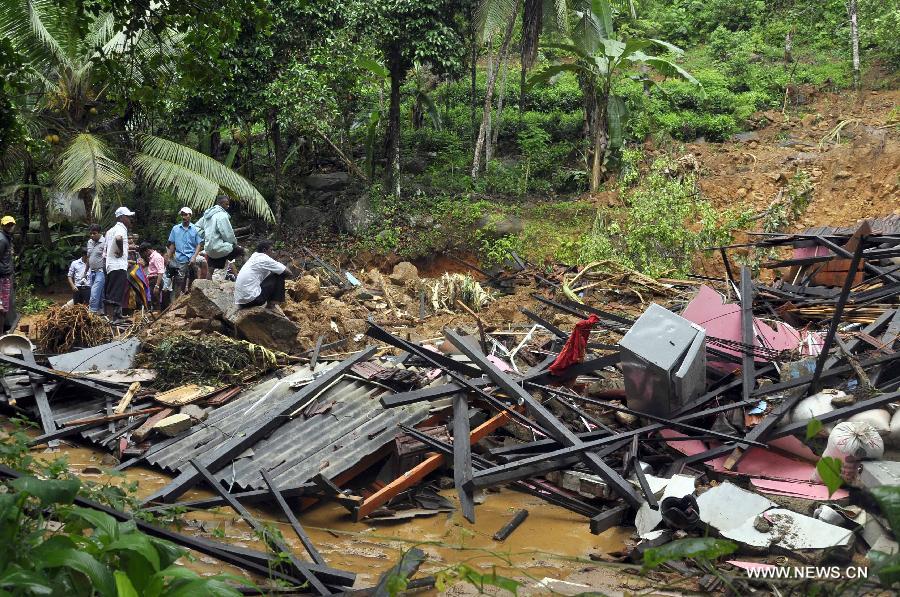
[179,206,193,215]
[114,206,135,218]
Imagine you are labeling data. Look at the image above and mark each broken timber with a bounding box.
[189,459,333,595]
[0,353,124,400]
[261,469,325,566]
[444,328,643,510]
[352,410,511,521]
[21,349,58,448]
[724,237,866,471]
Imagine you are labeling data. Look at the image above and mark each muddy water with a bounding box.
[34,441,632,592]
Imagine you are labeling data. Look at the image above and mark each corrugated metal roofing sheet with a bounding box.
[801,215,900,237]
[144,364,433,490]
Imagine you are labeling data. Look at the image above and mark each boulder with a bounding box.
[180,404,210,422]
[233,306,301,353]
[184,281,237,321]
[388,261,419,285]
[342,195,375,233]
[154,413,192,437]
[285,205,329,229]
[475,214,524,239]
[290,275,321,302]
[302,171,349,192]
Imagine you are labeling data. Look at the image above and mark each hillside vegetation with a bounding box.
[1,0,898,282]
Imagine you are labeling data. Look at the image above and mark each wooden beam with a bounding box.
[114,381,141,414]
[452,392,475,522]
[447,329,643,509]
[352,411,510,521]
[22,349,58,448]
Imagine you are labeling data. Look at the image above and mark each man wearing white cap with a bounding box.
[103,206,134,319]
[165,206,206,301]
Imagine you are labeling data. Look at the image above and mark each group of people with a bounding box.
[58,195,290,321]
[0,196,293,331]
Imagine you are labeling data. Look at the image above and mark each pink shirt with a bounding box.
[146,250,165,277]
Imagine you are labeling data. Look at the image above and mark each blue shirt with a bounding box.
[167,222,202,264]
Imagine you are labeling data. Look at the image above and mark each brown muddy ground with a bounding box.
[31,443,656,595]
[686,89,899,231]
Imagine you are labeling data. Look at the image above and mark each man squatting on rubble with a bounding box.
[196,195,244,279]
[234,240,292,316]
[166,206,207,299]
[67,248,91,305]
[0,216,16,333]
[86,223,105,313]
[103,206,134,320]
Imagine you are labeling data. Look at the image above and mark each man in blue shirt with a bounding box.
[165,207,207,299]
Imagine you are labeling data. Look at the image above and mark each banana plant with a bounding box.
[0,0,273,222]
[528,0,698,192]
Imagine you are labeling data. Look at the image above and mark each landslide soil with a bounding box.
[686,89,899,230]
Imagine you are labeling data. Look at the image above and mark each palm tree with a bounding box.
[472,0,570,177]
[528,0,698,192]
[0,0,273,225]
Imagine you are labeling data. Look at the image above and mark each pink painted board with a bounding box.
[682,286,820,372]
[660,429,848,499]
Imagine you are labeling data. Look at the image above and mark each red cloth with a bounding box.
[548,314,600,375]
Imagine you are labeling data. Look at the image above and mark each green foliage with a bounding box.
[762,171,814,233]
[435,563,522,595]
[571,156,751,276]
[641,537,738,570]
[816,456,844,497]
[16,283,53,315]
[869,486,900,587]
[805,418,823,441]
[478,234,521,267]
[870,5,900,67]
[18,238,79,286]
[0,419,239,595]
[0,475,243,596]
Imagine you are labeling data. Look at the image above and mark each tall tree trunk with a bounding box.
[270,110,285,231]
[19,168,30,246]
[31,171,51,248]
[783,28,794,63]
[580,75,598,177]
[848,0,860,90]
[471,0,520,178]
[210,129,222,161]
[483,43,496,166]
[385,45,403,200]
[469,2,478,147]
[520,0,542,126]
[490,48,510,154]
[590,100,608,193]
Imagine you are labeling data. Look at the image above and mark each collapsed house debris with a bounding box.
[2,220,900,592]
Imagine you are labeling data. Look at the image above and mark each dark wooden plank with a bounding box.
[22,349,58,448]
[452,392,475,522]
[446,329,643,510]
[309,335,324,370]
[189,459,332,595]
[590,505,629,535]
[471,399,758,489]
[492,509,528,541]
[261,469,326,566]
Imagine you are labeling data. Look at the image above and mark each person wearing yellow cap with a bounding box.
[0,216,16,333]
